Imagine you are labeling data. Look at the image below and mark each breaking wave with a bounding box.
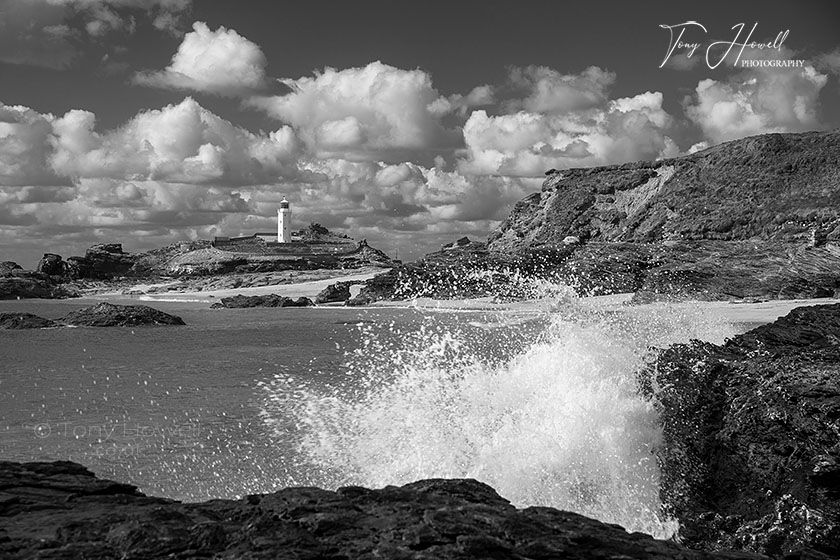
[258,291,735,538]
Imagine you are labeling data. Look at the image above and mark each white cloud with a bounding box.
[134,22,267,96]
[458,90,677,177]
[48,97,299,184]
[249,61,454,161]
[507,65,616,114]
[684,64,828,144]
[0,104,67,186]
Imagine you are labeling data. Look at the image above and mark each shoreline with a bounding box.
[87,267,387,303]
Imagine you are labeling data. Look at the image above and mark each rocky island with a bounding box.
[0,224,396,301]
[0,302,185,329]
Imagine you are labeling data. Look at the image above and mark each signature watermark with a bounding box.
[659,21,806,69]
[25,421,201,461]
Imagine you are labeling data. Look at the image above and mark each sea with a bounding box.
[0,293,753,538]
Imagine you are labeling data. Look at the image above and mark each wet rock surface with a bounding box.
[0,460,764,560]
[315,281,353,303]
[60,302,186,327]
[209,294,315,308]
[648,303,840,558]
[0,312,57,329]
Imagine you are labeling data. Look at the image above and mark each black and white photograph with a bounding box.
[1,1,839,558]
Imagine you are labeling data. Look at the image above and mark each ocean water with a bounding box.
[0,294,742,538]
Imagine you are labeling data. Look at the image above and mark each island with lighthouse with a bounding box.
[0,197,398,304]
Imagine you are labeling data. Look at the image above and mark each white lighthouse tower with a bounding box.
[277,197,291,243]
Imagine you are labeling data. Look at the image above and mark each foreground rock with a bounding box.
[210,294,314,309]
[0,461,763,560]
[60,302,185,327]
[648,303,840,557]
[0,313,57,329]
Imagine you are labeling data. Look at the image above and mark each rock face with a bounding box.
[0,264,79,300]
[0,460,764,560]
[209,294,314,309]
[0,261,23,275]
[647,303,840,557]
[60,302,186,327]
[65,243,138,280]
[490,131,840,251]
[0,313,57,329]
[315,281,353,303]
[35,253,65,276]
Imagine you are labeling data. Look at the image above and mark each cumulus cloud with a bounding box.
[506,65,616,114]
[48,97,299,184]
[0,97,305,259]
[0,104,68,186]
[249,61,456,161]
[134,22,268,96]
[428,85,496,117]
[684,64,828,144]
[458,90,677,177]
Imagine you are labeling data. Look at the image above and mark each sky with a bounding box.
[1,0,839,267]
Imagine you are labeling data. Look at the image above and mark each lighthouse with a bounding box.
[277,197,291,243]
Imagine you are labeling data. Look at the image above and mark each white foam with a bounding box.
[259,289,735,538]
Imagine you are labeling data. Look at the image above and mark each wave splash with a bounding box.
[259,296,734,538]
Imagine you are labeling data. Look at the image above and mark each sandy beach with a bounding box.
[371,292,840,325]
[116,268,384,303]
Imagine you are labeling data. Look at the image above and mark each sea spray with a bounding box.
[259,296,736,538]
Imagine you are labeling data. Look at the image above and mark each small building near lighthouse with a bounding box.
[277,197,291,243]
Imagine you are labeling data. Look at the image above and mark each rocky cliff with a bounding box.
[645,303,840,557]
[484,130,840,301]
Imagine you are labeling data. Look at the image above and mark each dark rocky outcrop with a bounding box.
[209,294,315,309]
[35,253,65,276]
[647,303,840,557]
[0,261,23,276]
[315,281,354,303]
[0,265,79,300]
[60,302,185,327]
[0,460,764,560]
[65,243,139,280]
[0,312,57,329]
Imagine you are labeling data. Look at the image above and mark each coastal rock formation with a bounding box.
[0,261,22,275]
[0,264,79,300]
[315,281,353,303]
[64,243,139,280]
[209,294,314,308]
[0,460,765,560]
[352,131,840,304]
[647,303,840,557]
[35,253,65,276]
[0,313,57,329]
[485,130,840,301]
[60,302,186,327]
